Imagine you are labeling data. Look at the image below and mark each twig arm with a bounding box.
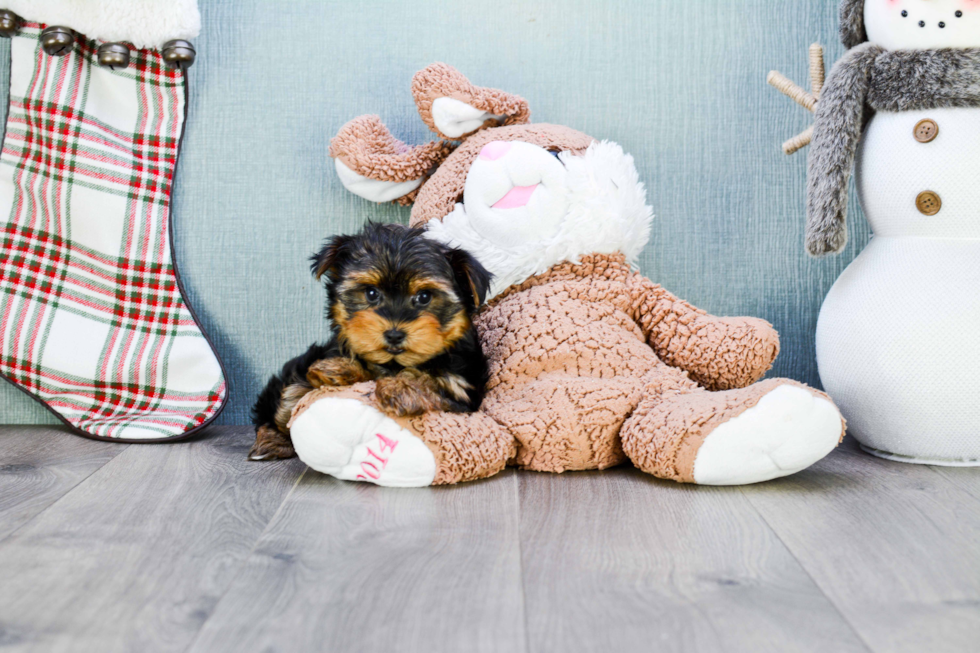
[783,125,814,155]
[809,43,825,98]
[769,43,826,155]
[767,71,817,113]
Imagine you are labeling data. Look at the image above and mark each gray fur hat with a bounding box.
[840,0,867,49]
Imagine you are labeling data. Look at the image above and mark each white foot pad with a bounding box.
[290,398,437,487]
[693,385,842,486]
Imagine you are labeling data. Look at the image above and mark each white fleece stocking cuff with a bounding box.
[5,0,200,50]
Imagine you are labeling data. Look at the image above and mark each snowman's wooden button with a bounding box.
[914,119,939,143]
[916,191,942,216]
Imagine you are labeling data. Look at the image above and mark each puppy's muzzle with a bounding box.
[384,328,407,354]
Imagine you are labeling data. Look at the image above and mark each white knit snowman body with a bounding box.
[816,0,980,464]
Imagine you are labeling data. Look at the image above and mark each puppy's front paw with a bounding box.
[306,358,370,388]
[248,425,296,461]
[375,374,446,417]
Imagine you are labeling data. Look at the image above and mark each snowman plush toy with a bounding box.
[806,0,980,465]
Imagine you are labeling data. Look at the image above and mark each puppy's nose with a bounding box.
[384,329,406,346]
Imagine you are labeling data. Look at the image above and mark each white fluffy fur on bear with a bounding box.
[426,140,653,298]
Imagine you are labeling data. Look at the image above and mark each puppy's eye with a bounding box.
[364,287,380,303]
[413,290,433,307]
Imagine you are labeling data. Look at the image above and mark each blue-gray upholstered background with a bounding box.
[0,0,869,426]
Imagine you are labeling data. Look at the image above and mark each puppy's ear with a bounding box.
[310,234,355,281]
[446,248,492,310]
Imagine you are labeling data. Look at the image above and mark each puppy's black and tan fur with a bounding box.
[249,223,492,460]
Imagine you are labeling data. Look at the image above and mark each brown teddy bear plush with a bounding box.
[288,64,845,487]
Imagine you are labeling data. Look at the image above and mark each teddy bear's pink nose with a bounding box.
[479,141,511,161]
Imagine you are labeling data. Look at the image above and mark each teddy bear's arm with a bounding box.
[627,273,780,391]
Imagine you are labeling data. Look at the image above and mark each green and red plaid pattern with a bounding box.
[0,25,226,440]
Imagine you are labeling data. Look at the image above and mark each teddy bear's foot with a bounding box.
[623,380,844,485]
[691,384,842,485]
[289,395,437,487]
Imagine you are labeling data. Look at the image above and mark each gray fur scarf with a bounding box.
[806,45,980,256]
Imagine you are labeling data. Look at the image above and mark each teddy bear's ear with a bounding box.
[412,63,531,141]
[329,115,455,205]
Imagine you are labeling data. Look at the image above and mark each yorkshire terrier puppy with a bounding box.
[249,222,492,461]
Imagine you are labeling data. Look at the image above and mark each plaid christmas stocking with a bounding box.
[0,3,226,441]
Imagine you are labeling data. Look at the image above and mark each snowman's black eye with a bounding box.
[956,10,963,18]
[939,21,946,28]
[901,10,908,17]
[919,20,926,27]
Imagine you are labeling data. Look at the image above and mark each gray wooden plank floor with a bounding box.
[518,471,867,653]
[187,470,525,653]
[742,441,980,653]
[0,427,303,653]
[0,428,125,544]
[0,426,977,653]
